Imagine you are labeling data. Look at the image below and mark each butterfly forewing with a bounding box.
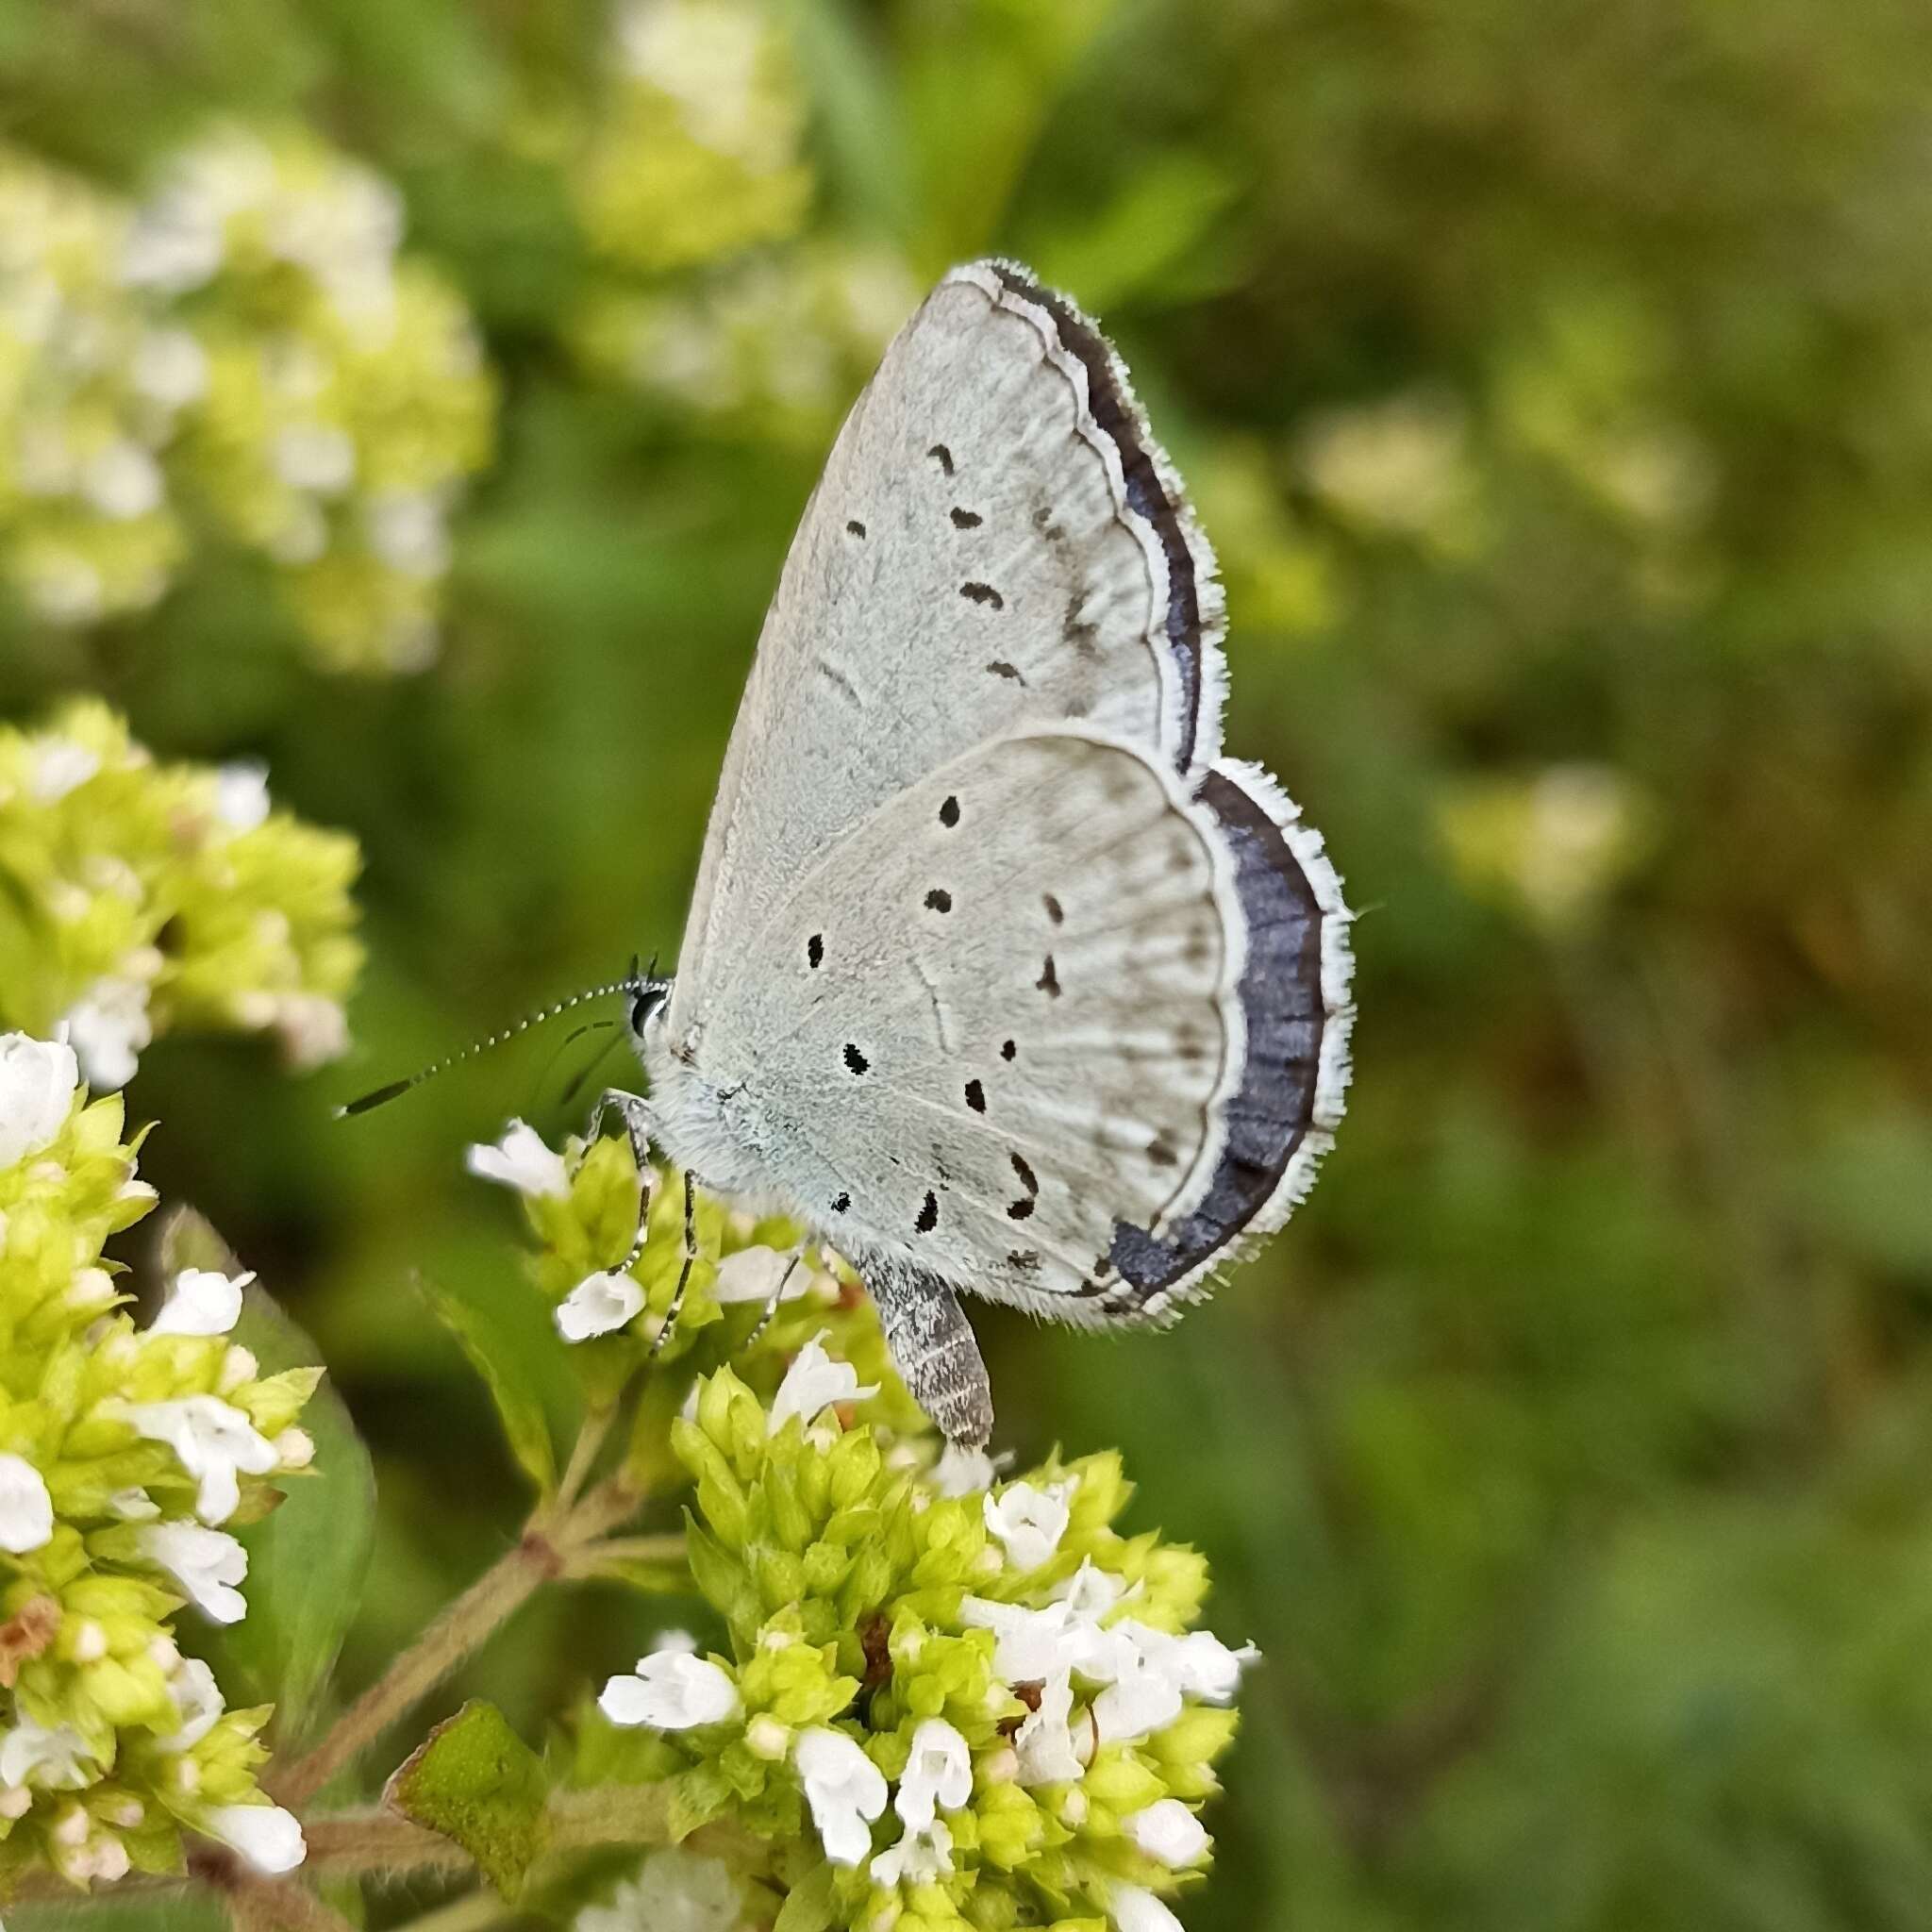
[671,264,1220,1031]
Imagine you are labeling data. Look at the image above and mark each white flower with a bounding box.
[1052,1558,1132,1623]
[984,1480,1073,1573]
[1113,1622,1257,1705]
[1124,1798,1209,1868]
[467,1119,570,1200]
[768,1333,877,1435]
[1092,1646,1184,1745]
[159,1657,226,1753]
[0,1719,95,1790]
[872,1817,955,1888]
[894,1717,972,1829]
[27,738,99,804]
[151,1267,254,1337]
[0,1032,79,1169]
[59,976,153,1091]
[1111,1882,1185,1932]
[203,1802,307,1874]
[125,1395,277,1524]
[960,1596,1122,1686]
[212,760,272,833]
[270,993,349,1069]
[136,1522,249,1624]
[598,1652,741,1730]
[793,1726,887,1867]
[131,327,209,408]
[83,441,164,520]
[710,1243,807,1304]
[0,1454,54,1555]
[557,1271,645,1341]
[1015,1671,1085,1786]
[575,1847,742,1932]
[273,424,356,495]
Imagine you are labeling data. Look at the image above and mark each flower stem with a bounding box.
[277,1456,643,1806]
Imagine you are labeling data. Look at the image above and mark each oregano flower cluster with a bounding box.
[0,1032,316,1892]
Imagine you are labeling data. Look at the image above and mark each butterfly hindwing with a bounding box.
[694,729,1249,1320]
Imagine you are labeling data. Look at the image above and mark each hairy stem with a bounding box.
[277,1443,642,1806]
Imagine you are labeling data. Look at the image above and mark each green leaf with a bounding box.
[775,0,919,240]
[8,1899,228,1932]
[386,1698,552,1900]
[160,1207,378,1744]
[772,1858,839,1932]
[419,1273,558,1493]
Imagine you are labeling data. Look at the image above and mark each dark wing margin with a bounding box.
[979,259,1227,775]
[1099,758,1354,1320]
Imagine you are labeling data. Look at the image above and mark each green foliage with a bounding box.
[388,1699,552,1899]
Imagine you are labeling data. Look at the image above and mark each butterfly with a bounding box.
[585,260,1355,1453]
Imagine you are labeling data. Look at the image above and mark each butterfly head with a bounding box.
[625,954,674,1043]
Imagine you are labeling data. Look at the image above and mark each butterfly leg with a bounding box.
[588,1086,658,1273]
[868,1265,993,1450]
[648,1168,699,1359]
[741,1248,806,1353]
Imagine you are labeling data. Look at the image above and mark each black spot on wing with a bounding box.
[964,1078,986,1112]
[846,519,867,538]
[1042,893,1064,925]
[940,795,960,827]
[1001,1038,1016,1061]
[950,507,982,528]
[1036,955,1060,997]
[916,1191,940,1234]
[987,660,1026,684]
[990,264,1208,771]
[924,888,952,913]
[928,442,955,475]
[961,582,1005,609]
[1105,767,1333,1301]
[843,1043,869,1075]
[832,1191,850,1213]
[808,934,824,969]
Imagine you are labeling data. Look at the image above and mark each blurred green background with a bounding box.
[7,1,1932,1926]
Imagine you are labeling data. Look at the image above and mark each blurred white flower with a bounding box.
[0,1032,79,1169]
[575,1847,743,1932]
[82,441,164,520]
[59,975,153,1091]
[136,1522,249,1624]
[466,1119,569,1199]
[1124,1798,1209,1867]
[768,1333,876,1434]
[0,1455,54,1555]
[26,738,99,805]
[151,1267,254,1338]
[793,1726,886,1867]
[599,1651,741,1731]
[211,760,272,833]
[557,1271,644,1341]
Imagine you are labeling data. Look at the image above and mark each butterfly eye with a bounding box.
[629,984,667,1033]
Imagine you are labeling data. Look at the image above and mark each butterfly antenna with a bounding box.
[336,974,642,1119]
